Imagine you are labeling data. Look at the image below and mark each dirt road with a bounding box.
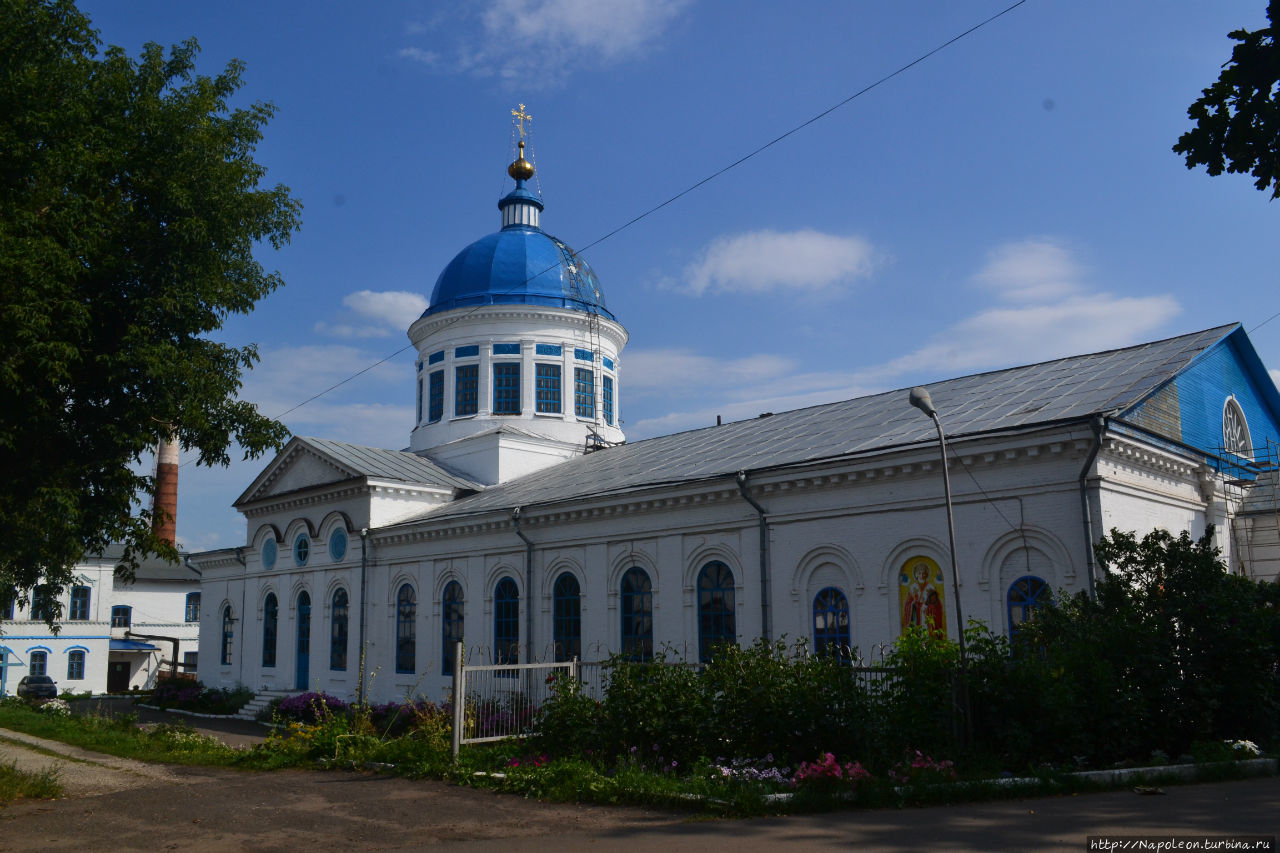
[1,727,1276,852]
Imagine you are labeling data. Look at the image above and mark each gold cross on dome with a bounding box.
[511,103,532,139]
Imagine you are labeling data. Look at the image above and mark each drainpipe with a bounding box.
[125,631,182,678]
[358,528,370,704]
[736,471,771,643]
[1078,416,1106,599]
[512,507,534,660]
[235,547,247,688]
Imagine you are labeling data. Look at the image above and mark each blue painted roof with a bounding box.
[422,224,614,321]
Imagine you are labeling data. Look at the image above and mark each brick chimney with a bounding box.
[151,435,178,546]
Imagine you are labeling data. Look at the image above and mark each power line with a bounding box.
[248,1,1032,439]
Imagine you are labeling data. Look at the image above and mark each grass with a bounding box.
[0,760,63,803]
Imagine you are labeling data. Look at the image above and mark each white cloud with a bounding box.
[1270,368,1280,389]
[628,238,1184,438]
[399,0,690,84]
[973,238,1082,303]
[315,290,428,339]
[681,229,879,296]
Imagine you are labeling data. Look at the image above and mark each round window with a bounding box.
[294,535,310,566]
[261,539,278,570]
[329,529,348,562]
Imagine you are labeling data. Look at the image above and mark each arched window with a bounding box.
[1223,396,1252,457]
[330,588,348,671]
[442,581,464,676]
[185,592,201,623]
[69,586,90,621]
[67,650,85,680]
[221,606,234,665]
[1007,575,1051,638]
[294,534,310,567]
[620,568,653,662]
[262,594,278,668]
[697,561,736,662]
[29,650,47,676]
[552,573,581,662]
[494,578,519,668]
[396,584,416,674]
[812,587,851,659]
[110,605,131,628]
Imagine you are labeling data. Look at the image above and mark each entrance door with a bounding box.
[108,661,130,693]
[295,591,311,690]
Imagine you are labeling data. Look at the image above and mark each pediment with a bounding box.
[235,439,359,506]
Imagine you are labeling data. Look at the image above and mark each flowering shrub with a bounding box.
[887,750,957,786]
[274,692,348,725]
[710,755,793,789]
[506,753,549,770]
[1228,739,1261,757]
[792,752,873,789]
[150,680,253,715]
[38,698,70,716]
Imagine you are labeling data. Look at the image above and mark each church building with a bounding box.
[191,134,1280,704]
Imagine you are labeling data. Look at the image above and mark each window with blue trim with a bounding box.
[536,364,561,413]
[1007,575,1051,639]
[574,348,594,362]
[329,529,347,562]
[494,578,519,671]
[536,343,562,356]
[493,363,520,414]
[428,370,444,422]
[455,344,479,358]
[442,581,463,675]
[330,588,348,671]
[552,573,581,662]
[416,377,423,423]
[110,605,131,628]
[574,368,594,418]
[2,589,14,620]
[29,650,46,676]
[427,349,444,365]
[697,561,736,662]
[262,594,278,667]
[396,584,416,674]
[262,539,277,570]
[602,356,614,370]
[493,342,520,355]
[812,587,851,659]
[294,535,309,567]
[69,585,90,621]
[221,606,234,665]
[620,568,652,661]
[67,649,85,680]
[602,376,614,426]
[455,364,478,416]
[31,590,53,621]
[185,592,200,623]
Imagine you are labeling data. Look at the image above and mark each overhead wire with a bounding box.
[180,0,1030,467]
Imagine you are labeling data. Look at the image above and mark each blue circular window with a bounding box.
[294,535,310,566]
[261,539,278,570]
[329,529,348,562]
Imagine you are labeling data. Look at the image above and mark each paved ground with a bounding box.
[0,704,1276,851]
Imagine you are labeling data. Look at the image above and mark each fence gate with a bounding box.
[450,642,577,758]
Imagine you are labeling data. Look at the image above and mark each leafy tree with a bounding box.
[0,0,299,613]
[1173,1,1280,199]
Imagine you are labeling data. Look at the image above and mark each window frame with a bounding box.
[221,606,234,666]
[574,367,595,419]
[330,588,349,671]
[67,649,85,680]
[428,369,444,423]
[395,584,416,674]
[262,594,278,668]
[29,650,47,677]
[620,568,653,662]
[110,605,132,628]
[535,363,562,414]
[442,581,464,676]
[493,578,520,669]
[455,364,479,416]
[69,585,91,621]
[812,587,851,659]
[492,362,521,415]
[185,592,201,623]
[552,573,581,662]
[697,561,736,663]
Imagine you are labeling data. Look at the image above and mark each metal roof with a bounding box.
[397,324,1237,523]
[92,544,199,582]
[295,437,482,490]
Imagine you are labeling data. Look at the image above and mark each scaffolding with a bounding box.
[1216,438,1280,580]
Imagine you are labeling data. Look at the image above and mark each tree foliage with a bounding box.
[0,0,299,609]
[1173,1,1280,199]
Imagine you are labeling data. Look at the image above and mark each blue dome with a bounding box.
[422,226,615,321]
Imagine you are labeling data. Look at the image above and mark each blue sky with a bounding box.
[78,0,1280,551]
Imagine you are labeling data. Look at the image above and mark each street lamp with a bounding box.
[908,386,966,666]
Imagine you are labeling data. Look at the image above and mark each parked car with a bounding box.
[16,675,58,699]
